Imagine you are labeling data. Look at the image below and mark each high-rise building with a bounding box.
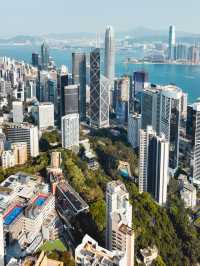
[64,85,79,115]
[114,77,130,124]
[48,78,58,114]
[186,101,200,181]
[32,53,40,67]
[38,70,49,101]
[174,44,188,61]
[133,71,148,96]
[128,113,141,149]
[0,132,6,156]
[12,101,24,123]
[37,102,54,130]
[5,123,39,157]
[61,113,79,150]
[139,126,169,205]
[72,53,87,120]
[90,48,109,128]
[106,180,134,266]
[159,86,181,171]
[104,26,115,81]
[188,45,200,64]
[41,42,49,70]
[141,84,182,172]
[11,142,27,165]
[168,25,176,60]
[59,68,69,117]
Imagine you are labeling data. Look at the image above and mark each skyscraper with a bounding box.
[59,67,69,117]
[106,180,134,266]
[168,25,176,60]
[159,86,181,171]
[114,77,130,124]
[186,101,200,182]
[90,48,109,128]
[64,85,79,115]
[61,113,79,150]
[133,71,148,96]
[128,113,141,149]
[32,52,40,67]
[104,26,115,81]
[141,84,182,172]
[41,42,49,70]
[72,53,87,120]
[139,126,169,206]
[48,78,58,114]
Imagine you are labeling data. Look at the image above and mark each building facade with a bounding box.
[61,114,79,150]
[128,113,141,149]
[5,123,39,157]
[141,85,182,172]
[106,180,134,266]
[12,101,24,124]
[104,26,115,81]
[11,142,27,165]
[90,48,109,128]
[168,25,176,60]
[37,102,54,130]
[186,101,200,182]
[72,53,87,120]
[139,126,169,205]
[64,85,79,115]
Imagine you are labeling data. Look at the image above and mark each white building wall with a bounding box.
[61,114,79,149]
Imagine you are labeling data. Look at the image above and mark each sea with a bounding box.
[0,45,200,103]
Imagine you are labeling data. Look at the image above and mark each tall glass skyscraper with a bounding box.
[168,25,176,60]
[90,48,109,128]
[72,53,87,121]
[186,101,200,181]
[141,84,182,173]
[41,41,49,70]
[104,26,115,81]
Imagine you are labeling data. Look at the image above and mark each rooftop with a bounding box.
[56,181,89,215]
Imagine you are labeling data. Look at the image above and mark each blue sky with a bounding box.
[0,0,199,36]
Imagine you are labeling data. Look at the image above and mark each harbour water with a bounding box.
[0,45,200,103]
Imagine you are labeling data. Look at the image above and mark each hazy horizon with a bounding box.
[0,0,200,37]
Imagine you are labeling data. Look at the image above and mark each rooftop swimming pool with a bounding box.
[33,195,47,207]
[4,206,23,225]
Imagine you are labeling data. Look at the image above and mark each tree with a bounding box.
[90,200,106,232]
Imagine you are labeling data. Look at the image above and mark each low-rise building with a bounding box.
[55,180,89,216]
[140,246,158,266]
[180,182,197,208]
[1,150,15,169]
[75,234,124,266]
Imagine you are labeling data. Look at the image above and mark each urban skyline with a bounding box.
[0,7,200,264]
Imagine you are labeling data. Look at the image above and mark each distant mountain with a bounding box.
[0,35,43,45]
[0,28,200,44]
[117,27,200,42]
